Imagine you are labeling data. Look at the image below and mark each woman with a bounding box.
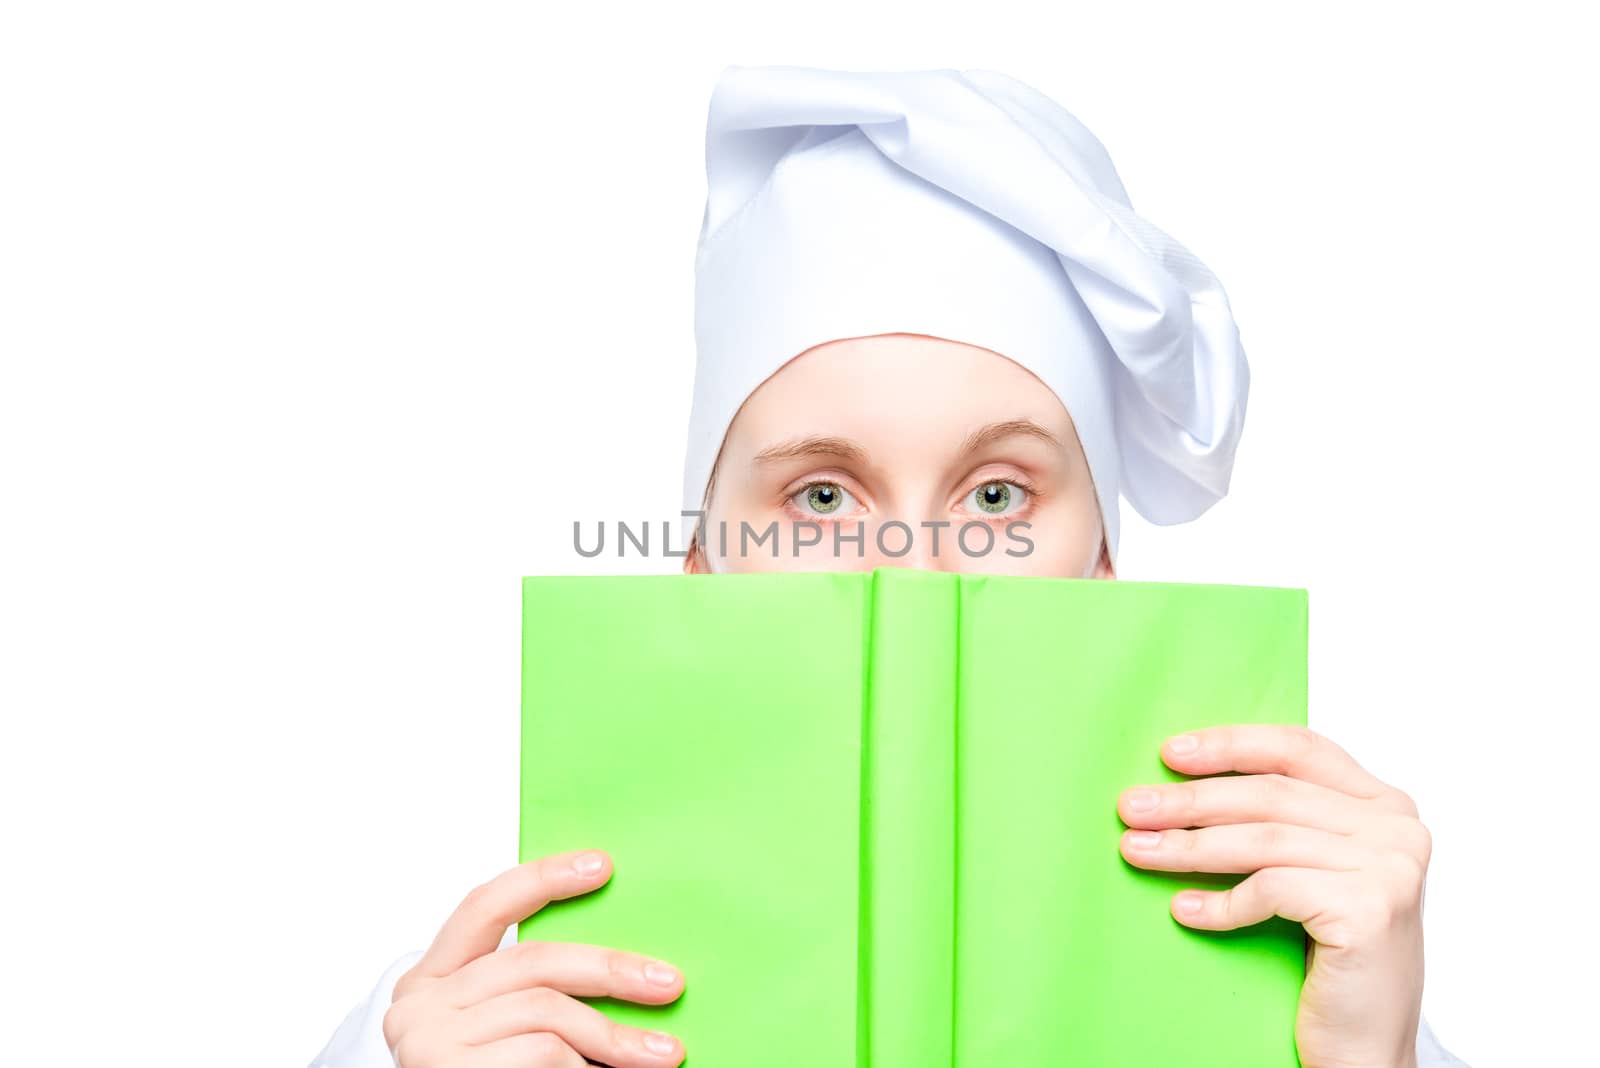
[315,66,1466,1067]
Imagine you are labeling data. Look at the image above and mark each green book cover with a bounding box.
[519,567,1308,1065]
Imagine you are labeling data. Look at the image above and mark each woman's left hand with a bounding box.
[1117,724,1429,1068]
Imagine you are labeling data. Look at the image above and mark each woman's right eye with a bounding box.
[791,481,859,516]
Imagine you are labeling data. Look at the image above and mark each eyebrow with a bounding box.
[750,420,1061,467]
[752,435,871,465]
[957,419,1062,456]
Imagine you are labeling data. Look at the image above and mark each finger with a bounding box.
[442,939,685,1009]
[1120,822,1372,874]
[413,851,614,980]
[460,1031,587,1067]
[1158,725,1402,805]
[1169,865,1412,951]
[1118,773,1431,858]
[460,986,685,1066]
[1119,773,1373,835]
[1168,865,1347,937]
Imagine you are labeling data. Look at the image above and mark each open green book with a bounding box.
[519,568,1308,1066]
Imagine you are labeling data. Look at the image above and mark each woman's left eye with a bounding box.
[963,480,1028,516]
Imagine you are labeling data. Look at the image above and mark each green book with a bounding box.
[519,567,1308,1066]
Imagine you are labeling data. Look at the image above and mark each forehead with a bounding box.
[724,333,1075,452]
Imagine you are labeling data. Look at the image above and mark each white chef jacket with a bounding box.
[310,927,1471,1067]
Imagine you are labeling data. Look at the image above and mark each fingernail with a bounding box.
[1167,734,1199,755]
[643,1030,678,1055]
[572,851,605,876]
[1125,830,1162,849]
[1175,891,1204,915]
[645,962,679,986]
[1124,789,1160,813]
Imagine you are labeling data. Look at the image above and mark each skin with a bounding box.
[386,334,1429,1068]
[684,332,1113,577]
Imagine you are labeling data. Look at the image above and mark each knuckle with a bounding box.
[459,878,500,919]
[1317,913,1360,948]
[513,937,550,962]
[1219,887,1246,927]
[1248,863,1299,908]
[604,947,632,986]
[391,1033,432,1068]
[516,859,553,899]
[1251,866,1288,899]
[1411,819,1434,865]
[1373,887,1408,928]
[1175,780,1200,821]
[1258,772,1292,802]
[1382,848,1429,899]
[1389,787,1421,818]
[1347,885,1405,936]
[497,939,544,979]
[381,1001,408,1052]
[390,966,421,1003]
[524,1031,570,1062]
[1287,724,1323,758]
[525,984,565,1014]
[1236,870,1282,921]
[1246,775,1288,819]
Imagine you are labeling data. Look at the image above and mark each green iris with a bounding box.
[976,482,1011,513]
[807,484,843,514]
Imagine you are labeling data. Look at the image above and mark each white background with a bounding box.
[2,2,1593,1064]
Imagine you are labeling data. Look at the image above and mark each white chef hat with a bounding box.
[683,64,1250,562]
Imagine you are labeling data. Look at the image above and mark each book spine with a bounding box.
[860,568,959,1066]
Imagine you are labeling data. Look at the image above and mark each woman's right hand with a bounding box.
[382,849,687,1067]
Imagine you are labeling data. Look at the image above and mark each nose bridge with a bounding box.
[837,472,968,572]
[863,514,965,573]
[875,518,938,572]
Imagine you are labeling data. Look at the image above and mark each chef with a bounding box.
[314,65,1468,1068]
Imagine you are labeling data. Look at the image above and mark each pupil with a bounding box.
[979,483,1009,511]
[809,485,840,512]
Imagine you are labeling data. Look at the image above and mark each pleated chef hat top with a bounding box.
[684,64,1250,562]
